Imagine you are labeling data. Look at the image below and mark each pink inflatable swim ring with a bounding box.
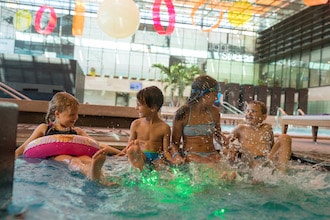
[23,134,100,158]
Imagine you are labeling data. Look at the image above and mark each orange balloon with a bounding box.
[228,1,253,26]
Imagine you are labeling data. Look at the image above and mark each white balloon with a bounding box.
[97,0,140,38]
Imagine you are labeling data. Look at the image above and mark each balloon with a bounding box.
[97,0,140,38]
[13,10,32,31]
[228,1,252,27]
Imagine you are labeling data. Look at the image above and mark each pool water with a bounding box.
[6,156,330,219]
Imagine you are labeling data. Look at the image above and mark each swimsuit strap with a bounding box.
[187,106,192,125]
[45,124,53,135]
[207,107,214,122]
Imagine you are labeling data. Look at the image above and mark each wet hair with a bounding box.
[186,75,219,105]
[175,75,219,120]
[246,100,267,114]
[136,86,164,111]
[45,92,79,123]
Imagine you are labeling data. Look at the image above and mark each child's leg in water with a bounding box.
[53,149,107,180]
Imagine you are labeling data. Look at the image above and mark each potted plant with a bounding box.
[152,62,204,106]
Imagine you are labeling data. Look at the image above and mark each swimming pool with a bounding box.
[5,156,330,219]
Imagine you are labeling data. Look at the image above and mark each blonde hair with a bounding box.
[45,92,79,123]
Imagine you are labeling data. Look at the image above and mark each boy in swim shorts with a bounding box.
[224,100,292,170]
[122,86,173,171]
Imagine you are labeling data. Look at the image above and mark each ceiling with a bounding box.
[0,0,326,34]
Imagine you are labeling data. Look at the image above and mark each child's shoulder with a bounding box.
[260,123,272,129]
[35,123,49,130]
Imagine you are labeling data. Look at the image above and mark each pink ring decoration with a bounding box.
[152,0,175,35]
[23,135,100,158]
[191,0,223,32]
[34,5,57,35]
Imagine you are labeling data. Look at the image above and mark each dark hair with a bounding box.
[186,75,219,105]
[175,75,219,120]
[45,92,79,123]
[247,100,267,114]
[136,86,164,111]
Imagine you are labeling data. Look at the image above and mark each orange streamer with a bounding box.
[72,0,85,36]
[190,0,223,32]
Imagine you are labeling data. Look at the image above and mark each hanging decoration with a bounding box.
[13,10,32,31]
[72,0,85,36]
[97,0,140,38]
[34,5,57,35]
[191,0,223,32]
[228,1,253,26]
[303,0,328,6]
[152,0,176,35]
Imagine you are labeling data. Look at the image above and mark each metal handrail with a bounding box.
[295,108,305,115]
[221,101,244,115]
[275,107,287,128]
[0,82,31,100]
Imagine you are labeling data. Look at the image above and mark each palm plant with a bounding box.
[152,62,204,106]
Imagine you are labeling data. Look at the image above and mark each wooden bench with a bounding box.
[280,115,330,142]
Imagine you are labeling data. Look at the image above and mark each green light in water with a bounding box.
[140,170,159,187]
[211,208,226,218]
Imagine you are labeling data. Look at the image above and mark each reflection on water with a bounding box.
[7,157,330,219]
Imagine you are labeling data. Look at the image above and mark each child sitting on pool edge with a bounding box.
[15,91,120,185]
[120,86,176,171]
[224,100,292,171]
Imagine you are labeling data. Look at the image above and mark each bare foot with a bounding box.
[127,140,144,171]
[89,149,107,180]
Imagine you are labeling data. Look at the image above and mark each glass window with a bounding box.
[310,49,321,87]
[321,46,330,86]
[301,51,310,87]
[275,59,283,87]
[290,54,299,88]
